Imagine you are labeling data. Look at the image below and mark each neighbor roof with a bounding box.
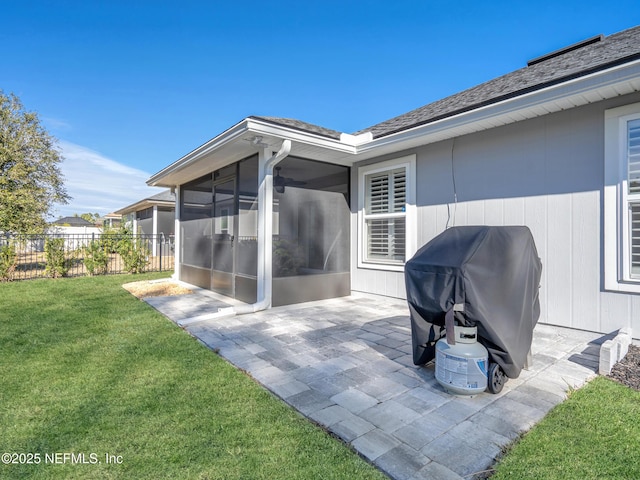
[114,189,175,215]
[357,25,640,138]
[52,216,95,227]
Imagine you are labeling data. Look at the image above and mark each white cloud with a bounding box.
[43,116,73,132]
[52,141,164,218]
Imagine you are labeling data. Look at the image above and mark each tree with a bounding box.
[75,212,101,225]
[0,90,70,233]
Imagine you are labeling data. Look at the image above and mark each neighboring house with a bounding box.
[102,213,122,229]
[148,25,640,337]
[48,216,102,250]
[50,216,101,235]
[114,189,175,256]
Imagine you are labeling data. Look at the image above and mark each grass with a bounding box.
[491,376,640,479]
[0,274,386,480]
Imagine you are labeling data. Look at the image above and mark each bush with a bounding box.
[83,239,110,275]
[273,239,303,277]
[118,236,150,274]
[0,243,17,282]
[101,225,130,253]
[44,237,71,278]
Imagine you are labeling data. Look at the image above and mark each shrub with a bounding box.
[101,225,130,253]
[118,236,150,274]
[44,237,71,278]
[273,239,303,277]
[0,243,18,282]
[83,239,110,275]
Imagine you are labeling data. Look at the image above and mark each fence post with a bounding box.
[159,236,163,272]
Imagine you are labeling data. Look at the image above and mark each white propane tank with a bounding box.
[435,326,488,395]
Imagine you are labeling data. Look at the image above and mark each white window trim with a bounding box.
[357,154,417,271]
[604,102,640,293]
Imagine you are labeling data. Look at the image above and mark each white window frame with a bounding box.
[604,102,640,293]
[358,155,416,271]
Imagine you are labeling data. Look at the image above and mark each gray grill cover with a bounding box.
[405,226,542,379]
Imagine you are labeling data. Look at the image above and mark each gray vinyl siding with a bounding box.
[351,92,640,337]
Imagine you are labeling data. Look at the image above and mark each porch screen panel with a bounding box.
[237,156,258,278]
[137,217,153,236]
[272,157,350,278]
[364,167,406,263]
[181,174,213,269]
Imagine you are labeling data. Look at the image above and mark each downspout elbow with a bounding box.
[266,139,291,170]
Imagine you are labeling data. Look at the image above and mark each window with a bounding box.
[358,155,416,270]
[604,103,640,292]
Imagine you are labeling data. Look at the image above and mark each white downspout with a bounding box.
[233,139,291,314]
[176,140,290,325]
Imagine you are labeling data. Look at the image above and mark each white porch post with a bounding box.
[152,205,159,256]
[173,186,181,280]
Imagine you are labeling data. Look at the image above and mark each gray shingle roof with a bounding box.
[249,116,342,140]
[52,216,95,226]
[357,25,640,138]
[147,189,175,203]
[246,26,640,142]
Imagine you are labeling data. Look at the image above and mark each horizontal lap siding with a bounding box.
[352,93,640,336]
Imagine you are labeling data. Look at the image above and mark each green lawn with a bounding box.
[491,376,640,479]
[0,274,386,480]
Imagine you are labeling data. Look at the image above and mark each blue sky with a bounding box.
[2,1,638,218]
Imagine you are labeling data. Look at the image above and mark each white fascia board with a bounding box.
[114,199,174,216]
[355,59,640,156]
[340,131,374,145]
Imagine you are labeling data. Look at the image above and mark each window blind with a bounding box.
[364,167,407,263]
[632,203,640,277]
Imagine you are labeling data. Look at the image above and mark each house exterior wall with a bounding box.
[352,92,640,337]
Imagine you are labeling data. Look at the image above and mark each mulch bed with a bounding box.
[122,280,193,299]
[608,344,640,391]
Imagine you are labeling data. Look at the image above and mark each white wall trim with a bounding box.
[604,102,640,293]
[357,154,417,272]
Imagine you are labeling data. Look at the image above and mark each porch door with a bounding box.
[211,177,236,297]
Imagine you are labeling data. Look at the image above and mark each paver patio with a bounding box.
[146,288,603,480]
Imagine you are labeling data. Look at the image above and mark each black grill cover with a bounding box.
[405,226,542,379]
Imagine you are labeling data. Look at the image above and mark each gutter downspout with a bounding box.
[176,139,291,326]
[233,139,291,314]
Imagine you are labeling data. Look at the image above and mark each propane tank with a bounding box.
[435,326,488,395]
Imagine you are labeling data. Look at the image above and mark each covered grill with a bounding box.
[405,226,542,391]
